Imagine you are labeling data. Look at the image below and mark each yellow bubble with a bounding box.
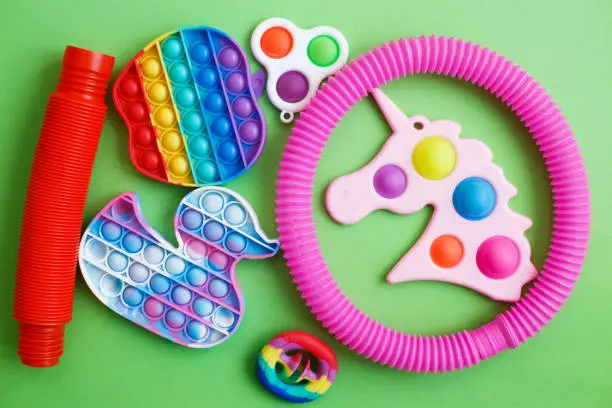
[141,58,162,79]
[155,106,175,128]
[148,82,169,103]
[162,131,182,152]
[412,136,457,180]
[169,155,190,176]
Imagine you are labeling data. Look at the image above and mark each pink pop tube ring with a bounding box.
[274,36,591,373]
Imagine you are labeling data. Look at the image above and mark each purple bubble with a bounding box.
[373,165,407,199]
[164,310,186,330]
[276,71,309,103]
[239,121,260,144]
[233,97,253,118]
[203,221,225,242]
[219,47,239,68]
[226,72,245,93]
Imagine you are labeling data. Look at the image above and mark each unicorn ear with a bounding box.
[371,89,411,132]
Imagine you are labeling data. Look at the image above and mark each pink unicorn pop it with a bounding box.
[326,89,537,302]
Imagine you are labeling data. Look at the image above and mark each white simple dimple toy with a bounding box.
[251,18,349,123]
[326,89,537,302]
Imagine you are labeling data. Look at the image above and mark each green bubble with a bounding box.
[307,35,340,67]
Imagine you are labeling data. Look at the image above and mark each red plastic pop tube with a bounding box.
[13,46,114,367]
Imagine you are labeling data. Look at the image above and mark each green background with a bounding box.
[1,0,610,406]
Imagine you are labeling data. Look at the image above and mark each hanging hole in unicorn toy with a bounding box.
[325,88,537,302]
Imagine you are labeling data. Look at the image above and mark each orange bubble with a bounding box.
[430,235,464,268]
[260,26,293,59]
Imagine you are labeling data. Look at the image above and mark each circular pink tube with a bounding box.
[275,36,591,373]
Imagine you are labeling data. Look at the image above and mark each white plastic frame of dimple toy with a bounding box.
[251,17,349,123]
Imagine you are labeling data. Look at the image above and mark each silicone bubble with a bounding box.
[79,187,279,348]
[113,26,268,187]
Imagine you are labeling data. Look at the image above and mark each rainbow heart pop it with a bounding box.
[114,27,268,187]
[326,89,537,302]
[78,187,279,347]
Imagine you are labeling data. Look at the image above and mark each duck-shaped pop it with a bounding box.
[326,89,537,302]
[114,27,268,187]
[79,187,279,347]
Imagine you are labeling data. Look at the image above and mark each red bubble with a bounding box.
[121,77,140,98]
[139,150,161,170]
[128,102,148,122]
[134,127,154,146]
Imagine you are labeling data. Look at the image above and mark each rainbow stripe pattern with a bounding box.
[256,331,337,403]
[113,27,267,187]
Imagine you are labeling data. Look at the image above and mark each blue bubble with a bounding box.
[213,307,235,328]
[143,244,164,265]
[203,221,225,242]
[183,111,204,133]
[190,42,210,64]
[170,62,189,83]
[186,267,208,287]
[225,232,247,253]
[181,209,203,230]
[122,286,144,307]
[171,286,192,305]
[185,320,209,341]
[122,232,143,253]
[164,309,186,330]
[108,251,128,272]
[86,239,107,261]
[209,278,230,298]
[189,137,210,158]
[196,161,218,182]
[218,141,239,162]
[175,87,196,108]
[162,37,183,59]
[165,255,186,275]
[192,297,214,317]
[205,92,224,113]
[101,221,122,241]
[201,192,224,213]
[197,67,218,88]
[100,274,123,297]
[452,177,497,221]
[211,116,231,137]
[150,274,171,294]
[224,203,246,225]
[128,263,150,283]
